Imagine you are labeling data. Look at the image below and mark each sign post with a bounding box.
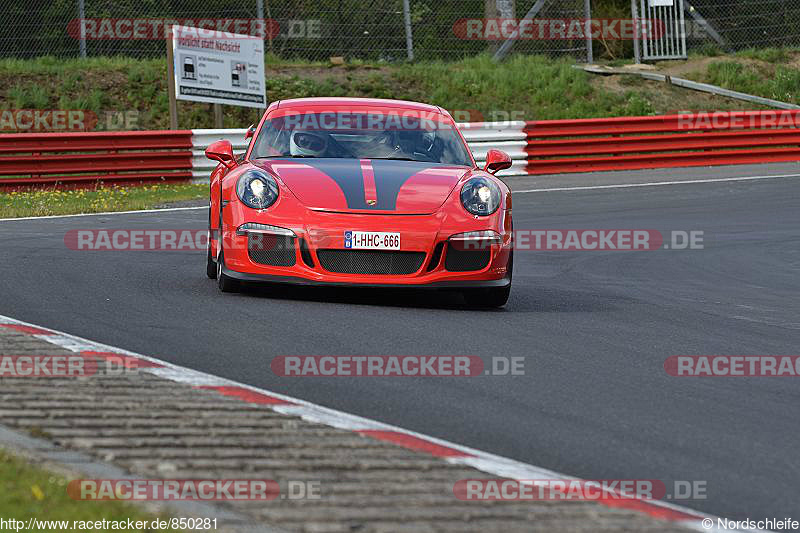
[167,25,266,129]
[166,26,178,129]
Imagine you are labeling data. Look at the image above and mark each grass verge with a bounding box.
[0,184,206,219]
[4,50,798,131]
[0,448,180,530]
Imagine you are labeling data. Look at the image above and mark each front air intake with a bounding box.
[444,244,491,272]
[317,250,426,275]
[248,234,297,267]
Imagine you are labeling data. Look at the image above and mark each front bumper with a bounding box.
[220,265,511,289]
[216,199,512,288]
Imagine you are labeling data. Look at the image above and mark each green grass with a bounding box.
[0,449,180,530]
[0,184,206,218]
[393,54,657,119]
[734,47,798,63]
[0,54,660,128]
[0,56,152,75]
[690,60,800,105]
[2,50,798,130]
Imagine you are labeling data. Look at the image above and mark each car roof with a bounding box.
[271,97,443,113]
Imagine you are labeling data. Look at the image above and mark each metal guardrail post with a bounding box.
[584,0,593,63]
[631,0,641,64]
[402,0,414,61]
[77,0,86,58]
[492,0,547,62]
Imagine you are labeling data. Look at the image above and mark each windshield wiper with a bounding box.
[368,156,418,161]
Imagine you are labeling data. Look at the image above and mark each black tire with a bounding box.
[216,249,240,293]
[206,239,217,279]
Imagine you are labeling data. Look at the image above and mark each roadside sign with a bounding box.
[170,25,266,109]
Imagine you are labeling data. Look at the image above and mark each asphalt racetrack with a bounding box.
[1,164,798,524]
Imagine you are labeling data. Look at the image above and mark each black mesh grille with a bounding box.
[248,234,296,267]
[445,244,491,272]
[317,250,426,275]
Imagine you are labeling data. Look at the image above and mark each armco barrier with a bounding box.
[189,122,529,179]
[0,131,193,189]
[524,111,800,175]
[4,111,800,189]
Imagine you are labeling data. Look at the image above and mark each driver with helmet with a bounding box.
[290,130,329,157]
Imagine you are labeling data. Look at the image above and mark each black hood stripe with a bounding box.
[300,159,446,211]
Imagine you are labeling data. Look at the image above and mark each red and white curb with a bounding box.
[0,313,758,533]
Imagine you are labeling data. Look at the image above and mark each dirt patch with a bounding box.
[593,73,769,114]
[587,53,791,113]
[786,53,800,70]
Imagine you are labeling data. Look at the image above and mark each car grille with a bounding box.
[444,244,491,272]
[317,249,426,275]
[248,234,296,267]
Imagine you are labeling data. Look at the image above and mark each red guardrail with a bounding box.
[2,111,800,189]
[0,131,194,189]
[525,111,800,174]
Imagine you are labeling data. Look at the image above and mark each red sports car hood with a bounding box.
[252,158,471,214]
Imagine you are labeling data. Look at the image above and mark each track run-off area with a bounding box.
[1,162,798,525]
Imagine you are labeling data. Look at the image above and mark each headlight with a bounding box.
[236,170,279,210]
[460,177,501,216]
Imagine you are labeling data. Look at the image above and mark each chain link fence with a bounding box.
[0,0,798,62]
[2,0,586,62]
[684,0,800,51]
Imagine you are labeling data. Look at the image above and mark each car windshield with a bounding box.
[251,111,473,166]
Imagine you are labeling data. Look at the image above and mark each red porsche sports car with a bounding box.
[205,97,513,307]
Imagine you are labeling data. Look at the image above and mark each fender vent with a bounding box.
[299,238,315,268]
[426,242,445,272]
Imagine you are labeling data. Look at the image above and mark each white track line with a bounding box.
[514,172,800,193]
[3,171,799,222]
[0,206,206,222]
[0,313,760,532]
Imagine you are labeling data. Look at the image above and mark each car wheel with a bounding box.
[216,249,240,293]
[206,235,217,280]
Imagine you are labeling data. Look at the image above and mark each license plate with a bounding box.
[344,231,400,250]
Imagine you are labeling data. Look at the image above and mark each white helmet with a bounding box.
[290,130,328,157]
